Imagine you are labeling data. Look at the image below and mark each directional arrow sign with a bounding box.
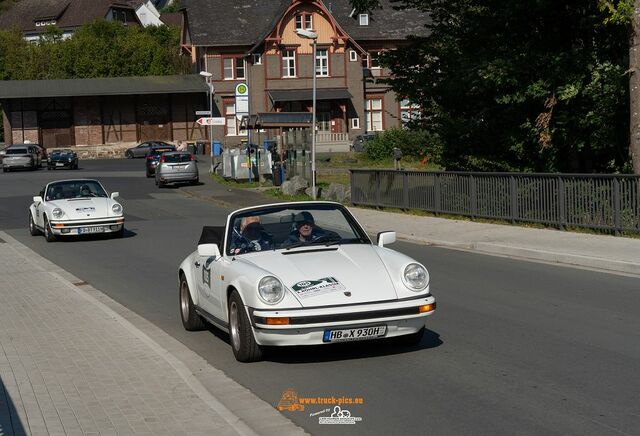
[196,117,225,126]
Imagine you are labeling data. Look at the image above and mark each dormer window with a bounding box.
[295,13,313,30]
[359,13,369,26]
[35,20,56,27]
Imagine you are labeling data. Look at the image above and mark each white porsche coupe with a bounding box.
[29,179,124,242]
[178,202,436,362]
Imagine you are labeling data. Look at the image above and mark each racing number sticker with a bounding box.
[291,277,345,299]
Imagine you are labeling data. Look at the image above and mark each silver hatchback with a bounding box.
[155,152,199,188]
[2,146,41,172]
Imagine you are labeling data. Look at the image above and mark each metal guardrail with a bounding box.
[350,170,640,234]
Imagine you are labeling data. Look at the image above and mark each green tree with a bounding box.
[352,0,629,172]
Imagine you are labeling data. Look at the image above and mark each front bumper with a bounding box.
[50,217,124,235]
[48,160,74,168]
[249,294,436,346]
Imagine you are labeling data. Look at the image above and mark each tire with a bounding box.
[125,151,133,159]
[43,217,56,242]
[179,273,206,331]
[146,171,153,178]
[73,162,78,170]
[228,290,263,362]
[158,181,165,188]
[29,211,40,236]
[47,165,52,170]
[394,327,425,347]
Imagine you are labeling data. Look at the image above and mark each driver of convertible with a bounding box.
[79,184,92,197]
[231,216,273,254]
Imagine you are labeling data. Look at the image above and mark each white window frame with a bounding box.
[369,51,381,70]
[400,99,420,125]
[223,58,234,80]
[316,48,329,77]
[359,13,369,26]
[235,58,246,79]
[365,98,383,131]
[349,50,358,62]
[224,102,245,136]
[351,118,360,129]
[282,49,296,78]
[253,53,262,65]
[304,14,313,30]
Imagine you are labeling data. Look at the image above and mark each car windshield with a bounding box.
[163,153,191,163]
[45,180,108,201]
[226,204,370,255]
[6,148,28,155]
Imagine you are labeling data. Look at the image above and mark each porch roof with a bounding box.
[0,75,208,99]
[268,88,352,103]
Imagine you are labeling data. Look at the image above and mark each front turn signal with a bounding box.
[418,303,436,313]
[265,317,290,325]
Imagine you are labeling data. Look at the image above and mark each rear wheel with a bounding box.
[180,274,205,331]
[29,211,40,236]
[43,217,56,242]
[228,290,263,362]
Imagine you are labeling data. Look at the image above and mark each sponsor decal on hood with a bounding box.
[291,277,345,299]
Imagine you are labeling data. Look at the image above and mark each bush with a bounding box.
[365,128,441,162]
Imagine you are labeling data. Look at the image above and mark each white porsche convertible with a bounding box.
[179,202,436,362]
[29,179,124,242]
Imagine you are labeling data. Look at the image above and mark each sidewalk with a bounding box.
[183,168,640,276]
[0,231,305,436]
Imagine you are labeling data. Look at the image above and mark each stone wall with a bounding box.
[49,142,146,160]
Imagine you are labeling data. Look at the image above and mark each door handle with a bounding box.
[194,261,201,268]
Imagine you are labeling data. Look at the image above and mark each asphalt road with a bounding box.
[1,160,639,435]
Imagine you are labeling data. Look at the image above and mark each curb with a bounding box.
[0,231,307,436]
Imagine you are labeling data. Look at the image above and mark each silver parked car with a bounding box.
[2,145,41,172]
[155,152,199,188]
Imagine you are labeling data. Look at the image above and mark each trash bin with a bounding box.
[272,162,283,186]
[212,140,221,156]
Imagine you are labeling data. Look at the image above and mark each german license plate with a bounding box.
[56,163,64,167]
[323,325,387,343]
[78,226,103,234]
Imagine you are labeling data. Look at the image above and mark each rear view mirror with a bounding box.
[198,243,221,258]
[110,192,120,199]
[33,196,43,203]
[377,231,396,247]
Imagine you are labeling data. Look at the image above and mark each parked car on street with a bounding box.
[145,144,177,177]
[155,152,198,187]
[28,179,124,242]
[2,145,41,171]
[47,149,79,170]
[125,141,174,159]
[178,201,436,362]
[351,133,377,152]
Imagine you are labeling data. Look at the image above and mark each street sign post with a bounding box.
[196,117,225,126]
[235,83,249,121]
[195,110,212,116]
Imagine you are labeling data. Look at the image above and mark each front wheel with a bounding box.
[228,290,263,362]
[125,151,133,159]
[43,217,56,242]
[180,274,205,331]
[29,211,40,236]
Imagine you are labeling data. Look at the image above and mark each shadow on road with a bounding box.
[0,376,28,436]
[204,327,443,364]
[53,228,137,242]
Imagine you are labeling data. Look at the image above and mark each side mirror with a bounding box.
[33,196,43,203]
[110,192,120,199]
[198,243,221,258]
[377,231,396,247]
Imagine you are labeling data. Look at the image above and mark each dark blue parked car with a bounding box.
[47,149,78,170]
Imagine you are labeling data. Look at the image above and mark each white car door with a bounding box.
[194,255,224,321]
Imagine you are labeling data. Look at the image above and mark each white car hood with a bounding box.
[48,197,112,220]
[240,244,399,307]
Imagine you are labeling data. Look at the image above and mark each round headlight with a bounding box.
[112,203,123,214]
[258,276,285,305]
[52,208,64,219]
[403,263,429,291]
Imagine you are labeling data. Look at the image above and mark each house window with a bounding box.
[359,13,369,26]
[253,54,262,65]
[316,48,329,76]
[365,98,383,131]
[295,13,313,30]
[225,102,238,136]
[349,50,358,62]
[282,50,296,77]
[351,118,360,129]
[400,99,420,124]
[223,58,245,80]
[369,51,381,69]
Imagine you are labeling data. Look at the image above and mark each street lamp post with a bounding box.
[296,29,318,199]
[199,71,214,170]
